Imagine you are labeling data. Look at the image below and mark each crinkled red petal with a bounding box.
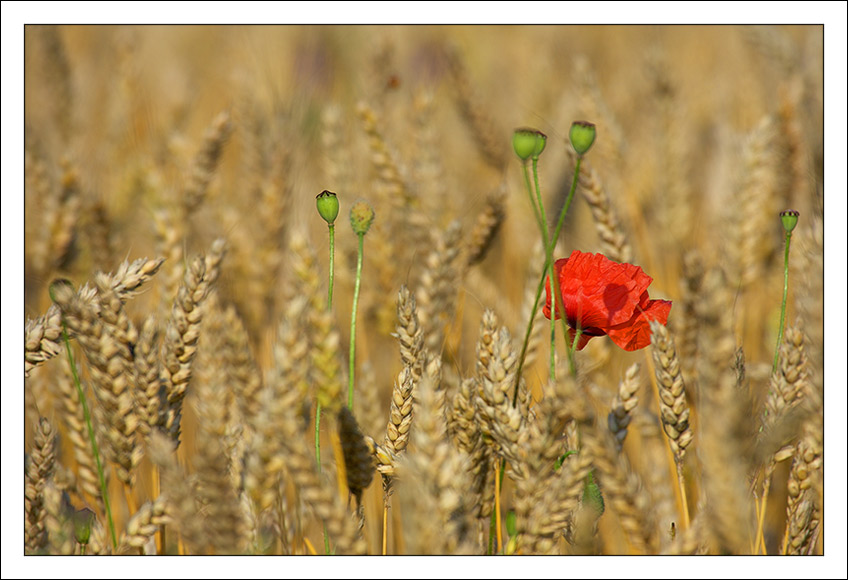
[605,298,672,352]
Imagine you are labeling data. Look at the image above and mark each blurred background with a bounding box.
[23,24,824,555]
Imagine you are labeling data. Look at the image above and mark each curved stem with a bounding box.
[349,233,365,411]
[512,156,584,404]
[60,325,117,550]
[531,157,557,383]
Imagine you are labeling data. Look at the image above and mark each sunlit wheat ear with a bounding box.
[607,363,641,451]
[51,279,140,488]
[117,496,170,554]
[25,417,57,553]
[133,317,161,440]
[464,187,506,269]
[474,311,524,469]
[781,327,821,555]
[650,322,693,460]
[181,110,233,216]
[51,354,106,507]
[416,221,463,355]
[725,116,778,289]
[25,304,63,378]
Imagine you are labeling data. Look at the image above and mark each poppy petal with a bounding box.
[606,299,672,351]
[558,251,653,329]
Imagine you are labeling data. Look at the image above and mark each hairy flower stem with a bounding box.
[772,228,793,373]
[528,158,557,383]
[349,233,365,411]
[512,157,583,405]
[521,162,545,239]
[327,223,335,307]
[59,322,117,550]
[316,222,336,555]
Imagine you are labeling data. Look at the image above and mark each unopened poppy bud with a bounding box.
[316,190,340,224]
[569,121,596,156]
[512,128,547,161]
[780,209,799,233]
[73,507,95,545]
[349,200,375,236]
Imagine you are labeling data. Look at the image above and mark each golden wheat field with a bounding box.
[14,18,840,567]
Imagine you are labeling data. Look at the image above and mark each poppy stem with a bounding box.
[316,221,337,554]
[772,228,793,373]
[512,157,584,405]
[349,232,365,411]
[529,156,557,383]
[58,319,118,550]
[521,161,546,238]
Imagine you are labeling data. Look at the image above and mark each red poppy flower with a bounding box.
[544,250,672,352]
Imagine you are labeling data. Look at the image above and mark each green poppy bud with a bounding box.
[569,121,597,156]
[73,508,95,545]
[780,209,799,233]
[513,128,547,161]
[349,200,375,236]
[316,190,340,225]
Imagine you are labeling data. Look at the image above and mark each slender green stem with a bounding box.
[521,161,545,237]
[327,223,335,307]
[59,324,117,550]
[530,157,557,383]
[349,233,365,411]
[315,405,323,465]
[317,222,336,554]
[772,230,793,373]
[512,156,583,405]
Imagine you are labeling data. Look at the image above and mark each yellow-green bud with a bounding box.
[349,200,375,236]
[316,190,340,224]
[73,508,95,545]
[780,209,799,233]
[569,121,596,156]
[512,128,547,161]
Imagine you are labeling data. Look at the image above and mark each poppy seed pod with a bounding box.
[512,128,547,161]
[316,190,340,224]
[350,200,375,236]
[780,209,799,233]
[569,121,596,156]
[73,508,95,545]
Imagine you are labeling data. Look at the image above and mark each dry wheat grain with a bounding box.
[182,110,233,216]
[160,249,217,445]
[416,221,463,355]
[25,417,57,553]
[650,322,693,459]
[117,495,171,553]
[607,363,641,451]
